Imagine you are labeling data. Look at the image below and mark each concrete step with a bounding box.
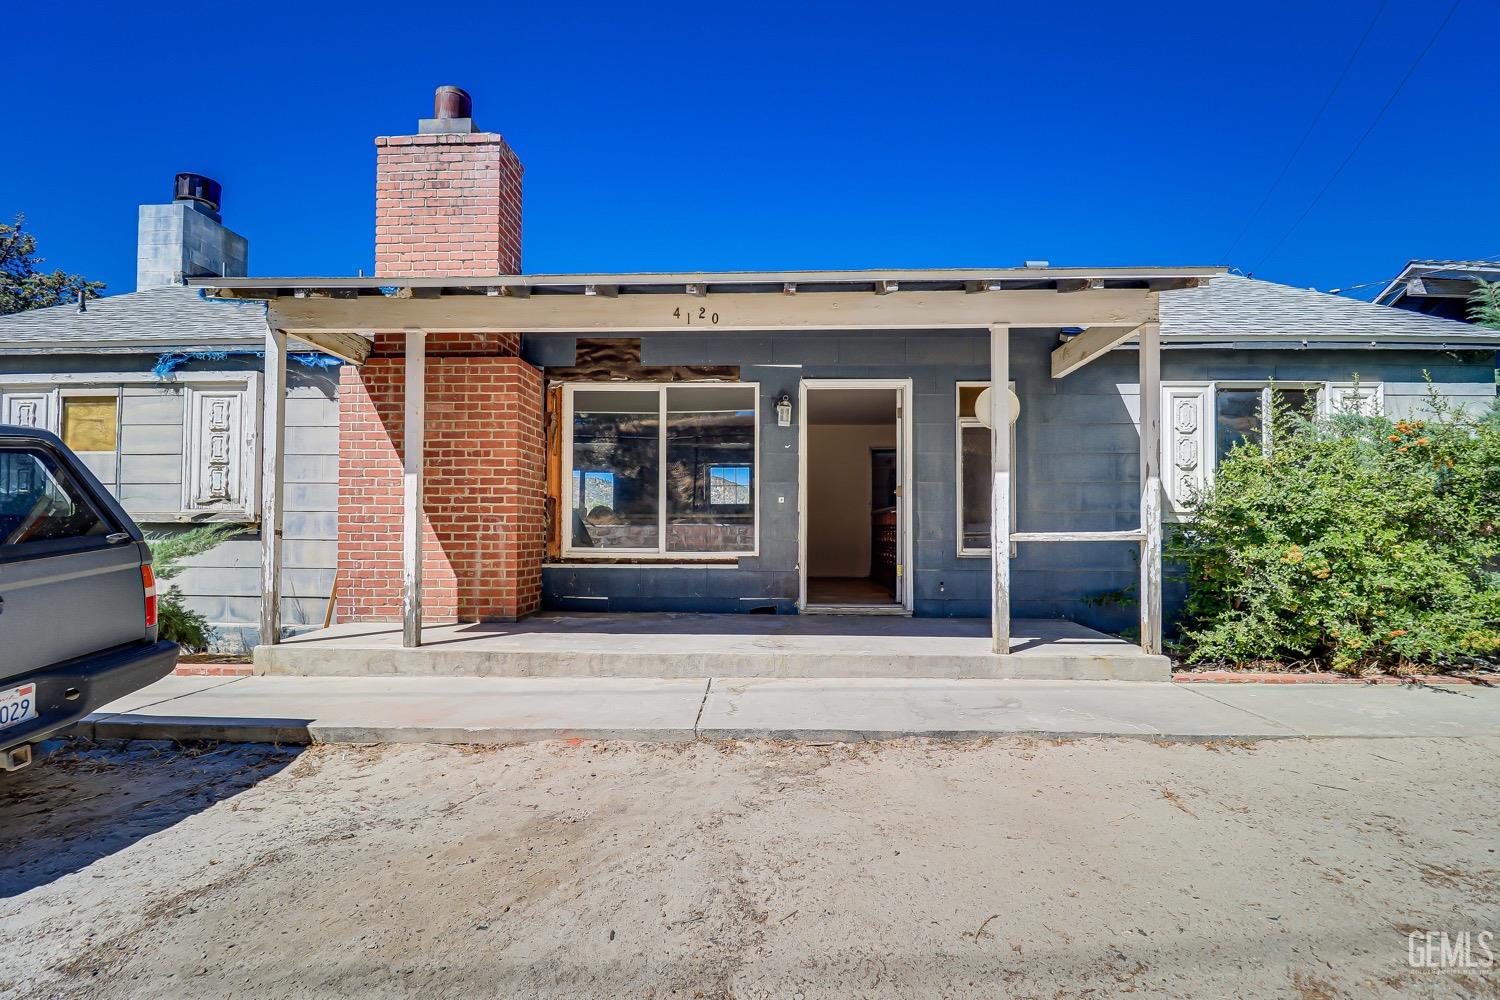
[254,615,1171,682]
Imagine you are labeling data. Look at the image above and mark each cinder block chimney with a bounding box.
[136,174,248,290]
[374,86,524,277]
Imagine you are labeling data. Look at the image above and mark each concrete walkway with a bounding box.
[78,673,1500,745]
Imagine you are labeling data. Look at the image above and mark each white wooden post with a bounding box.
[989,324,1011,654]
[259,326,287,646]
[1137,320,1163,654]
[402,328,426,649]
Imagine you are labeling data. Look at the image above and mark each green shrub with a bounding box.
[156,584,212,651]
[1167,384,1500,674]
[146,523,244,652]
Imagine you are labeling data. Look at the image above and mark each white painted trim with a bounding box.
[180,382,257,519]
[1156,378,1386,519]
[955,380,1018,560]
[1138,320,1163,655]
[2,373,266,520]
[559,381,762,560]
[1321,380,1385,417]
[402,328,425,648]
[797,377,915,614]
[259,328,287,646]
[0,371,257,385]
[989,326,1011,653]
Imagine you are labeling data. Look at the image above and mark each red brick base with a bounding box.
[337,334,545,623]
[1173,670,1494,685]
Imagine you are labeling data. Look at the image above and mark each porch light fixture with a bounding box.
[974,386,1020,428]
[775,392,793,427]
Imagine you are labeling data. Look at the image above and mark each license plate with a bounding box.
[0,683,38,732]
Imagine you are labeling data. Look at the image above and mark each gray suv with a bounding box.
[0,425,178,771]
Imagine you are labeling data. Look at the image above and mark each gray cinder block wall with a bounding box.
[528,330,1496,633]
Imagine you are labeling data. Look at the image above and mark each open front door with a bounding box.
[798,379,914,614]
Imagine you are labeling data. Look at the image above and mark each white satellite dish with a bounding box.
[974,386,1020,428]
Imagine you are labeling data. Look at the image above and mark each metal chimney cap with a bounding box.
[419,86,478,134]
[174,173,222,214]
[433,86,472,119]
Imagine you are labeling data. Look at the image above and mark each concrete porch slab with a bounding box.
[254,613,1170,682]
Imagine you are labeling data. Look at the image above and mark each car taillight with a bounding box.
[142,564,158,629]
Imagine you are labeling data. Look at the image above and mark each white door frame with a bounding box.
[797,377,915,612]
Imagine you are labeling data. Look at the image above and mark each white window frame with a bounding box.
[955,380,1018,559]
[561,381,760,560]
[1211,380,1325,458]
[0,372,260,522]
[56,387,125,490]
[1160,378,1384,517]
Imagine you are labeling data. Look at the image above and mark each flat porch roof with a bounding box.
[255,613,1170,682]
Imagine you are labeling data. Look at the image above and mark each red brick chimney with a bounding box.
[339,88,545,627]
[374,85,523,276]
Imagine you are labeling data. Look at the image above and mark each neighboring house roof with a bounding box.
[1158,274,1499,348]
[1375,259,1500,308]
[0,285,280,355]
[3,273,1495,356]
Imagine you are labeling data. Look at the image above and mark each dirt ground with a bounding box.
[1,736,1497,1000]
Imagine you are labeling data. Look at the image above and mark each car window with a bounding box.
[0,446,112,548]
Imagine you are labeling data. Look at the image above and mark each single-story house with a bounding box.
[5,87,1496,669]
[1376,259,1500,322]
[0,178,340,652]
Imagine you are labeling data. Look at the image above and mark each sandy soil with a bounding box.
[1,736,1497,999]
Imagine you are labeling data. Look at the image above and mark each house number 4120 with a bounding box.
[673,306,720,325]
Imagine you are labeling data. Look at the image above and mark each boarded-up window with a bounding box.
[61,397,118,453]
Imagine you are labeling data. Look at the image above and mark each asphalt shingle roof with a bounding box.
[0,285,271,352]
[1159,274,1495,345]
[1,273,1494,354]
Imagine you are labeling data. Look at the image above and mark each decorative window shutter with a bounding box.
[1160,383,1210,515]
[1321,381,1384,417]
[2,391,57,430]
[185,388,246,511]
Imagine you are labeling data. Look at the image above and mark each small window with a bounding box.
[1213,385,1316,463]
[955,381,1017,557]
[565,383,758,557]
[61,396,118,453]
[0,447,111,549]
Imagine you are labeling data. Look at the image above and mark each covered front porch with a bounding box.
[253,612,1169,681]
[203,265,1223,674]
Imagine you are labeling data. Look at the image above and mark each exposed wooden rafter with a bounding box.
[1050,322,1156,379]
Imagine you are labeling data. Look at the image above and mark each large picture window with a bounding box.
[955,381,1017,558]
[564,383,758,557]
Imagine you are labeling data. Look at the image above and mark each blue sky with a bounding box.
[5,0,1492,300]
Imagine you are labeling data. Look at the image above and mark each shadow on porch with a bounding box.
[257,613,1169,681]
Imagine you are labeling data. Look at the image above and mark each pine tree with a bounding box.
[0,214,105,315]
[1466,278,1500,331]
